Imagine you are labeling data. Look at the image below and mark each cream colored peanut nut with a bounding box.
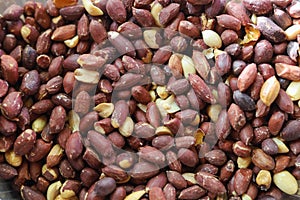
[242,194,252,200]
[272,137,289,153]
[119,117,134,137]
[64,35,79,48]
[5,149,22,167]
[82,0,103,16]
[256,170,272,190]
[151,2,163,27]
[260,76,280,106]
[47,181,62,200]
[286,81,300,101]
[93,103,114,118]
[137,103,147,113]
[124,190,146,200]
[46,144,64,168]
[285,24,300,40]
[181,55,196,79]
[68,110,80,132]
[156,95,180,118]
[273,170,298,195]
[156,86,169,100]
[74,68,100,84]
[149,90,156,102]
[182,173,197,184]
[207,104,222,122]
[143,29,160,49]
[237,157,252,169]
[155,126,172,136]
[202,30,222,49]
[32,115,48,133]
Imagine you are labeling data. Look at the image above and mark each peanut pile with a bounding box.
[0,0,299,200]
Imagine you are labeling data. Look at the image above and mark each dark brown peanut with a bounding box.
[234,168,253,195]
[87,130,114,157]
[83,147,102,169]
[117,22,142,39]
[1,55,19,85]
[65,131,83,160]
[166,150,182,173]
[204,149,227,166]
[0,116,17,136]
[138,146,165,166]
[34,3,51,29]
[268,111,285,135]
[163,183,176,200]
[3,4,24,20]
[228,103,246,131]
[93,177,116,197]
[146,102,161,128]
[131,86,152,104]
[106,0,127,24]
[281,120,300,141]
[215,108,232,141]
[178,148,199,168]
[45,76,63,95]
[189,74,216,104]
[252,149,275,170]
[146,172,167,189]
[275,63,300,81]
[178,20,200,38]
[21,185,46,200]
[274,155,290,173]
[257,16,286,43]
[102,165,129,183]
[109,186,126,200]
[1,91,23,119]
[149,187,166,200]
[30,99,54,115]
[159,3,180,26]
[0,163,18,180]
[253,126,270,144]
[59,5,84,21]
[195,171,226,195]
[272,8,293,30]
[108,31,136,57]
[166,170,187,190]
[132,8,155,27]
[178,185,205,199]
[86,20,107,43]
[233,90,256,111]
[73,90,91,116]
[233,141,252,157]
[262,138,279,155]
[13,129,36,156]
[216,14,241,31]
[51,24,76,41]
[26,139,52,163]
[59,159,76,179]
[130,161,159,180]
[36,177,48,193]
[219,160,235,182]
[276,89,294,114]
[49,106,66,134]
[225,1,250,26]
[243,0,272,15]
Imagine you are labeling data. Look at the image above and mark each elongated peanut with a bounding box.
[260,76,280,106]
